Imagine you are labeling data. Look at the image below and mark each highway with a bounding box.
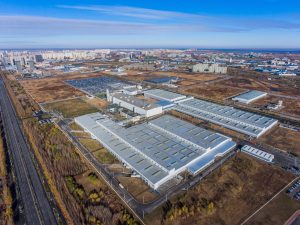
[0,79,58,225]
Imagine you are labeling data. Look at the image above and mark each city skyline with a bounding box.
[1,0,300,48]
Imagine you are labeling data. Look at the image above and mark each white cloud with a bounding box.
[0,15,235,38]
[57,5,207,20]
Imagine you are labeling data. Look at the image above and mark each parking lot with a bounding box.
[65,76,133,95]
[286,179,300,201]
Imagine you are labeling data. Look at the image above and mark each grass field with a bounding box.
[69,122,84,131]
[94,148,116,164]
[145,153,294,225]
[78,138,102,152]
[44,98,98,118]
[84,96,108,110]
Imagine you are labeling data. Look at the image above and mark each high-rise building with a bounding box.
[35,54,44,62]
[28,60,35,70]
[15,60,22,73]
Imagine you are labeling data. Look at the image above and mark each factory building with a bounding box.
[144,89,187,103]
[192,63,227,74]
[111,93,163,117]
[75,113,236,189]
[241,145,274,163]
[175,98,278,138]
[232,90,267,104]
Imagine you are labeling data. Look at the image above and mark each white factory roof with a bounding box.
[175,98,278,138]
[241,145,274,162]
[232,90,267,104]
[112,92,160,110]
[149,115,229,151]
[75,113,236,189]
[144,89,186,102]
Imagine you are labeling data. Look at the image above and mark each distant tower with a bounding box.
[106,89,112,102]
[28,61,35,71]
[35,54,44,62]
[15,60,22,73]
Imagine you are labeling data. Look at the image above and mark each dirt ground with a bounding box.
[252,95,300,117]
[116,177,158,203]
[145,153,295,225]
[183,75,300,103]
[258,126,300,155]
[246,191,300,225]
[183,83,245,100]
[83,97,108,110]
[122,71,222,86]
[75,170,106,194]
[20,72,104,103]
[150,71,222,82]
[221,77,300,98]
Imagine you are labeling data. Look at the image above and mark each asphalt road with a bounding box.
[0,79,58,225]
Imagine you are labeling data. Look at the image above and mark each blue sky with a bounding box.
[1,0,300,49]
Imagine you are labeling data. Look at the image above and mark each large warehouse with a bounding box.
[232,90,267,104]
[75,113,236,189]
[144,89,187,103]
[175,98,278,138]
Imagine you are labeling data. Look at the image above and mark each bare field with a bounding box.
[252,95,300,117]
[43,98,98,118]
[122,71,221,86]
[116,177,158,203]
[145,153,295,225]
[20,72,104,103]
[184,83,245,100]
[246,192,300,225]
[150,71,221,82]
[258,127,300,155]
[83,96,108,109]
[221,77,300,97]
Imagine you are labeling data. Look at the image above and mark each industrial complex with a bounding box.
[2,46,300,225]
[75,113,236,189]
